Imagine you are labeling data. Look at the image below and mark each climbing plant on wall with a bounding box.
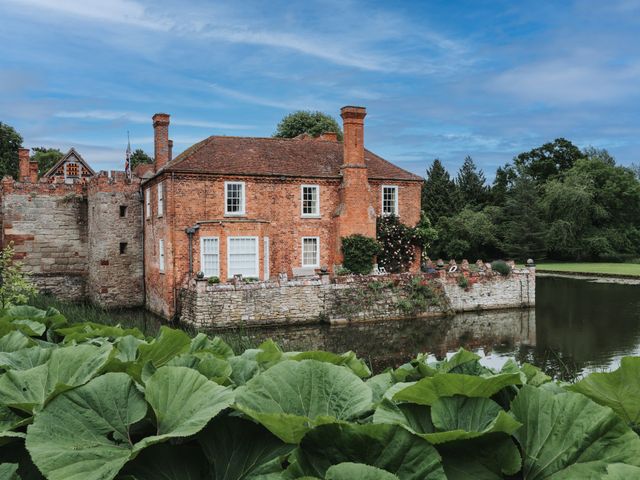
[376,215,420,273]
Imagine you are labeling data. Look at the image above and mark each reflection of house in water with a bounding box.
[43,148,95,183]
[220,309,536,372]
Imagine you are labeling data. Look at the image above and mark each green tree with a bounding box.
[273,111,343,140]
[0,243,37,308]
[489,165,517,206]
[130,149,153,170]
[583,146,615,166]
[456,156,488,208]
[0,122,23,179]
[500,176,547,261]
[431,208,499,260]
[513,138,584,185]
[422,159,460,222]
[31,147,63,176]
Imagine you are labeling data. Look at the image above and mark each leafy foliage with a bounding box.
[0,122,23,179]
[273,111,343,140]
[341,234,381,274]
[1,306,640,479]
[130,148,153,170]
[0,243,37,309]
[422,159,460,222]
[30,148,63,177]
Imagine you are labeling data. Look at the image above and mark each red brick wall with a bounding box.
[143,172,423,318]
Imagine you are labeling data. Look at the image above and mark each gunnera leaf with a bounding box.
[325,463,400,480]
[567,356,640,429]
[0,346,52,371]
[134,366,233,450]
[510,385,640,479]
[234,360,372,443]
[26,372,148,480]
[0,343,112,413]
[287,423,445,480]
[197,415,294,479]
[393,373,521,406]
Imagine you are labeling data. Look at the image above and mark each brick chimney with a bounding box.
[28,158,38,183]
[18,148,30,181]
[334,106,376,265]
[168,139,173,163]
[152,113,170,171]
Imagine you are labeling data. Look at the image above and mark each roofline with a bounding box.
[43,147,96,178]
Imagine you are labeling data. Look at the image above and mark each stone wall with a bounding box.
[87,172,144,308]
[0,179,88,301]
[179,268,535,329]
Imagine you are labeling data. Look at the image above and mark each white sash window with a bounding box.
[200,237,220,277]
[228,237,258,278]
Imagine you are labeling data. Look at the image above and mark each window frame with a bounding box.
[227,236,259,278]
[300,184,320,218]
[301,236,320,268]
[157,182,164,217]
[158,239,165,273]
[224,181,246,216]
[200,236,220,278]
[263,237,270,281]
[381,185,399,216]
[145,188,151,218]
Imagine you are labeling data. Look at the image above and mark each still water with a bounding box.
[213,276,640,378]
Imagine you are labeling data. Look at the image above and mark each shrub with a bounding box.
[0,242,37,308]
[376,215,417,273]
[457,276,470,289]
[335,266,352,276]
[492,260,512,276]
[341,234,381,275]
[207,276,220,285]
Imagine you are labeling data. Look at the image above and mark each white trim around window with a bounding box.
[200,237,220,278]
[301,236,320,268]
[381,185,399,216]
[301,184,320,217]
[145,188,151,218]
[157,182,164,217]
[224,181,246,216]
[227,236,259,278]
[158,239,165,273]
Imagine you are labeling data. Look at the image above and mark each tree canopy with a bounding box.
[273,111,343,140]
[31,147,63,176]
[130,149,153,170]
[422,159,460,222]
[456,156,488,208]
[0,121,23,179]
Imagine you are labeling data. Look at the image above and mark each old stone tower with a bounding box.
[0,149,144,308]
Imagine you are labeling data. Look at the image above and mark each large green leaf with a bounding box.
[0,331,33,353]
[424,396,521,444]
[510,385,640,479]
[325,463,400,480]
[235,360,372,443]
[228,356,260,386]
[56,322,144,343]
[197,415,294,479]
[373,399,435,435]
[166,353,232,384]
[135,327,190,371]
[287,423,445,480]
[287,351,371,378]
[567,357,640,429]
[189,334,234,358]
[0,463,20,480]
[0,343,112,413]
[392,373,521,405]
[136,366,233,449]
[26,372,148,480]
[0,346,52,371]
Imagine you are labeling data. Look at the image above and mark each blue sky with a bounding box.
[1,0,639,179]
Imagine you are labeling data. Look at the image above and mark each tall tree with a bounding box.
[456,156,488,208]
[513,138,584,184]
[582,146,615,166]
[130,149,153,169]
[489,165,517,205]
[273,111,343,140]
[0,122,23,179]
[500,175,547,261]
[422,159,460,222]
[31,147,63,176]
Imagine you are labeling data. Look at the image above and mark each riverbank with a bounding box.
[536,262,640,277]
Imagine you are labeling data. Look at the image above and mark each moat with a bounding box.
[109,275,640,378]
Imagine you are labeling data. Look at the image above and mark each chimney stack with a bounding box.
[318,131,338,142]
[28,158,39,183]
[340,106,366,165]
[18,148,30,181]
[152,113,170,171]
[168,139,173,163]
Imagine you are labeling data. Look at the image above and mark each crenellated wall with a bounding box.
[179,268,535,329]
[0,172,144,307]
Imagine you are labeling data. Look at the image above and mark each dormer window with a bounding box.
[225,181,245,215]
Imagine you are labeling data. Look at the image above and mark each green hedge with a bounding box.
[1,305,640,479]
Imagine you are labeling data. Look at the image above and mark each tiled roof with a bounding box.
[162,136,422,181]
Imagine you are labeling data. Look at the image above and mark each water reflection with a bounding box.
[213,276,640,377]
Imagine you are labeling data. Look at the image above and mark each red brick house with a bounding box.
[142,106,423,318]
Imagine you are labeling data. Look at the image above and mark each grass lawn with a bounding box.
[536,262,640,277]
